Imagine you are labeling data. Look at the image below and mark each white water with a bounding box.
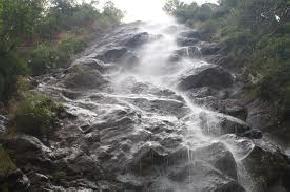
[109,10,257,191]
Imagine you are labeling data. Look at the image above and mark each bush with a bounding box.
[0,53,28,100]
[13,93,63,138]
[28,44,69,76]
[0,146,16,177]
[59,37,87,56]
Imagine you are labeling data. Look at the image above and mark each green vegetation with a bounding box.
[0,145,16,191]
[0,0,123,101]
[165,0,290,120]
[0,145,16,176]
[12,92,63,139]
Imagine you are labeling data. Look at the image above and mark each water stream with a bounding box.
[38,12,259,192]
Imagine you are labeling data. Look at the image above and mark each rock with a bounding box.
[120,52,140,69]
[221,99,247,121]
[125,32,149,48]
[63,65,108,89]
[199,112,250,136]
[201,43,222,55]
[97,47,128,63]
[2,135,51,154]
[29,173,49,184]
[128,142,168,175]
[241,129,263,139]
[177,37,199,47]
[178,65,234,91]
[175,46,201,58]
[214,181,245,192]
[5,169,30,192]
[242,139,290,191]
[0,115,7,135]
[219,116,250,136]
[1,135,52,170]
[72,58,105,72]
[196,142,238,180]
[179,30,200,39]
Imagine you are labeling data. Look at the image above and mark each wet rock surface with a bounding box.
[3,22,290,192]
[178,65,234,91]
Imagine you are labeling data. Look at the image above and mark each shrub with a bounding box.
[13,93,63,138]
[0,145,16,177]
[59,37,87,56]
[28,44,69,76]
[0,53,28,100]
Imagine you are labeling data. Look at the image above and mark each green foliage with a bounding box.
[164,0,213,23]
[58,37,87,55]
[52,171,67,182]
[0,145,16,177]
[0,53,28,100]
[29,44,68,76]
[0,0,123,100]
[28,37,87,76]
[13,93,63,138]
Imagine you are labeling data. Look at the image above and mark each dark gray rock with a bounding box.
[72,58,105,72]
[63,64,108,89]
[201,43,222,55]
[214,181,245,192]
[125,32,149,48]
[199,112,250,136]
[179,30,200,39]
[4,169,30,192]
[178,65,234,91]
[241,129,263,139]
[196,142,238,180]
[242,139,290,191]
[97,47,128,63]
[2,135,51,154]
[177,37,199,47]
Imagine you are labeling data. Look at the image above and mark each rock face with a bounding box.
[3,23,290,192]
[0,115,7,135]
[125,32,149,47]
[177,37,199,47]
[178,65,234,91]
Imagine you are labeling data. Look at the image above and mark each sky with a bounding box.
[102,0,219,22]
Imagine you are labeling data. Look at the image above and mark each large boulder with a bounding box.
[63,64,108,90]
[125,32,149,48]
[96,47,128,63]
[0,169,30,192]
[196,142,239,180]
[71,58,105,72]
[178,65,234,91]
[195,97,247,120]
[242,139,290,191]
[1,135,51,155]
[199,112,251,137]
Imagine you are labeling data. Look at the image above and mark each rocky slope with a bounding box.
[1,20,290,192]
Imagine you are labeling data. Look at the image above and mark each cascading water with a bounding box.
[109,13,256,191]
[36,5,264,192]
